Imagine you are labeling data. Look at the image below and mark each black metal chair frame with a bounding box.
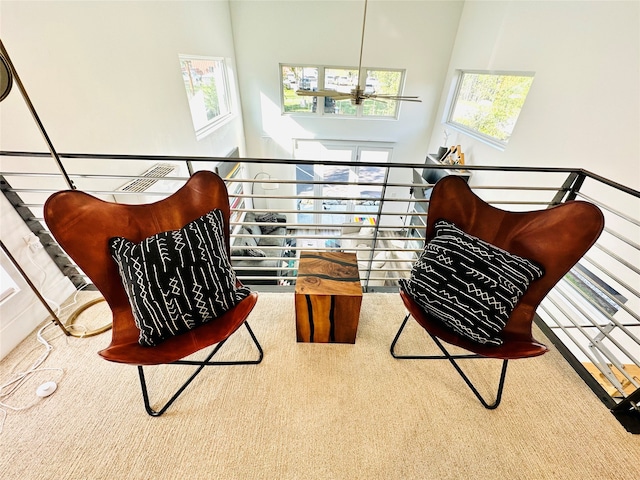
[138,322,263,416]
[390,313,508,409]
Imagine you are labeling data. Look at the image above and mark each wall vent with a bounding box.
[117,163,178,193]
[114,163,182,204]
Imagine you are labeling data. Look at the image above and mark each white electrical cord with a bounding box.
[0,248,92,433]
[0,323,64,433]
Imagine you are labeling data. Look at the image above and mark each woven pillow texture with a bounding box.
[399,219,544,346]
[110,209,251,346]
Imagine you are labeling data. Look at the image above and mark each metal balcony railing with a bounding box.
[1,150,638,427]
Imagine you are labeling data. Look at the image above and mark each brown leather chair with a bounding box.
[391,175,604,408]
[44,170,262,416]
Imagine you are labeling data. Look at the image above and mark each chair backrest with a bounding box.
[426,176,604,340]
[44,170,231,330]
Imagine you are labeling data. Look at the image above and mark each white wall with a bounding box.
[0,0,246,356]
[1,0,245,158]
[429,0,640,190]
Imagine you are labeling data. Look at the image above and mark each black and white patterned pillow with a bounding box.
[399,219,544,346]
[109,209,251,347]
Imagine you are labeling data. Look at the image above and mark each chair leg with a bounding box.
[391,313,509,410]
[138,321,263,417]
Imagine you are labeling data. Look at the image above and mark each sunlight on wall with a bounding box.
[259,91,312,159]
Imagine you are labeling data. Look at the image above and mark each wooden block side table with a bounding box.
[295,251,362,343]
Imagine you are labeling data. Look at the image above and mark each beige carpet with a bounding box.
[1,293,639,480]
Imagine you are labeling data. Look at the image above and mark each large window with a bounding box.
[293,140,391,226]
[179,55,232,139]
[446,70,534,149]
[281,64,405,118]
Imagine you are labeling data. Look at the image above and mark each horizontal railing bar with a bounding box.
[230,236,422,246]
[554,282,640,354]
[2,174,567,195]
[234,209,410,216]
[541,298,636,382]
[582,256,640,302]
[544,289,640,372]
[574,263,640,322]
[3,148,638,195]
[593,244,640,277]
[601,227,640,252]
[539,303,638,397]
[575,191,640,227]
[238,194,553,206]
[0,149,589,172]
[543,321,640,329]
[231,234,422,245]
[232,265,412,274]
[239,204,423,210]
[240,179,563,191]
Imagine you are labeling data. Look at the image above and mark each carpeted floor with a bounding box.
[1,292,639,479]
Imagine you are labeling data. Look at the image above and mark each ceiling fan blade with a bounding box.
[296,89,352,100]
[295,89,318,96]
[367,94,422,103]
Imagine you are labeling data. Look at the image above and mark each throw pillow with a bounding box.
[109,209,251,347]
[399,219,544,346]
[255,212,285,234]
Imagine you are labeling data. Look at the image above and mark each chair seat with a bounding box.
[401,287,549,360]
[99,292,258,365]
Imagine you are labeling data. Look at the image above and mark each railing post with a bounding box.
[0,40,75,190]
[550,171,587,205]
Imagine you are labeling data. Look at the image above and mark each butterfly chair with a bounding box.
[391,175,604,409]
[44,170,263,416]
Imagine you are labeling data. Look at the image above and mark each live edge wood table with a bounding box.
[295,251,363,343]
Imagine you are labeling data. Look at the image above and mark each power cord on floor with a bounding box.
[0,249,91,433]
[0,323,64,433]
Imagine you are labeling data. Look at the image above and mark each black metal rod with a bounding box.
[2,148,636,198]
[138,321,263,417]
[0,40,74,190]
[391,312,508,409]
[0,239,69,335]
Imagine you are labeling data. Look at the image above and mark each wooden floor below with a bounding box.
[582,363,640,397]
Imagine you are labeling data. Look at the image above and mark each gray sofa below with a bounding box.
[231,212,288,285]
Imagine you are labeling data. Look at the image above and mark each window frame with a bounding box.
[179,54,233,140]
[445,69,535,150]
[0,263,20,304]
[280,64,406,119]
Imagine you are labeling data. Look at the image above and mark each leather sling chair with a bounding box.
[44,170,263,416]
[391,175,604,409]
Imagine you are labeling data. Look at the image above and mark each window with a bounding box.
[179,55,232,139]
[0,264,20,303]
[293,140,392,226]
[446,70,534,149]
[281,64,405,118]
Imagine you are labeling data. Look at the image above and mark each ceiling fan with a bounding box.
[296,0,421,105]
